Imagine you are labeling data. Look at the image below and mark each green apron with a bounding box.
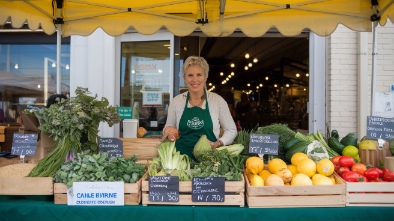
[175,92,216,161]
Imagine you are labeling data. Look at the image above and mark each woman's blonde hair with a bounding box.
[182,56,209,80]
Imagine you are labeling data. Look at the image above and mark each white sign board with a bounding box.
[142,91,163,107]
[375,92,394,118]
[67,182,124,206]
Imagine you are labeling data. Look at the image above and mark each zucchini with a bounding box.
[285,141,310,162]
[327,137,345,155]
[284,137,301,151]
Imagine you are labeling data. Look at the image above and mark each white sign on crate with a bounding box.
[67,181,124,206]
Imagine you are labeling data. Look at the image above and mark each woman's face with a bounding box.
[185,65,206,94]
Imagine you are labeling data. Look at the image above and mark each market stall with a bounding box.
[0,195,392,221]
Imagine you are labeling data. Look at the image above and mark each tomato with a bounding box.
[331,155,341,165]
[337,166,351,177]
[342,171,361,182]
[351,163,367,176]
[376,168,384,178]
[381,167,391,174]
[358,176,368,182]
[334,164,341,172]
[383,171,394,182]
[364,168,380,181]
[338,156,355,168]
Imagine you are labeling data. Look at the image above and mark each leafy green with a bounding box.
[193,135,212,161]
[191,149,247,181]
[54,150,146,188]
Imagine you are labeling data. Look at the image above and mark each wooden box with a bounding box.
[53,172,147,205]
[120,138,161,160]
[245,173,346,208]
[339,176,394,206]
[141,176,245,207]
[359,142,392,168]
[0,177,53,195]
[0,126,6,134]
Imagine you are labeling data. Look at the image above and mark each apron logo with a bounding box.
[187,117,204,130]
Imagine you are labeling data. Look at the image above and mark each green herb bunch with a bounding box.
[28,87,121,177]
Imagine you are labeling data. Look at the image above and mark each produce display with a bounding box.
[54,151,146,187]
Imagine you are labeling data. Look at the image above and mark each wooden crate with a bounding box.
[0,177,53,195]
[141,176,245,207]
[53,172,147,205]
[245,173,346,208]
[120,138,161,160]
[339,176,394,206]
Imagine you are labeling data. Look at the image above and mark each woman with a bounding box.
[163,56,237,161]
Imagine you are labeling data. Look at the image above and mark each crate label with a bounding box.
[367,116,394,140]
[68,181,124,206]
[11,133,38,156]
[248,133,279,155]
[98,138,123,158]
[192,177,225,202]
[148,176,179,202]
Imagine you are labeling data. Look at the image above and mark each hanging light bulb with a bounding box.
[52,63,56,68]
[244,66,248,70]
[253,57,258,63]
[248,63,252,67]
[296,72,300,77]
[265,76,269,80]
[14,64,18,69]
[66,64,70,70]
[230,63,235,68]
[306,73,309,77]
[220,72,224,76]
[245,53,250,59]
[231,72,235,76]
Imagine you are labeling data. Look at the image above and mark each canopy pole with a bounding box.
[370,2,379,116]
[56,25,62,94]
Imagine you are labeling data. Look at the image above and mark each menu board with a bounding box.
[367,116,394,140]
[98,138,123,158]
[11,133,38,156]
[248,133,279,155]
[148,176,179,202]
[192,177,225,202]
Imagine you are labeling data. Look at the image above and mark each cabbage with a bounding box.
[193,135,212,161]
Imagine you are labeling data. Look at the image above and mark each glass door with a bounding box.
[119,32,175,134]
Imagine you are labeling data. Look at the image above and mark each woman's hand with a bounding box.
[162,126,180,142]
[210,140,223,149]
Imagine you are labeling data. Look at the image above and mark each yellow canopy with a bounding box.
[0,0,393,37]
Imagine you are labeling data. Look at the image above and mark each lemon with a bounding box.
[291,152,309,167]
[291,173,312,186]
[316,158,334,176]
[296,158,316,178]
[250,175,265,186]
[342,145,359,157]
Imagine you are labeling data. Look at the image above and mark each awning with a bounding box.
[1,0,393,37]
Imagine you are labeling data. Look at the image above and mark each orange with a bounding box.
[258,169,271,181]
[316,158,334,176]
[267,158,287,174]
[246,156,265,175]
[296,158,316,178]
[291,152,309,167]
[291,173,312,186]
[287,165,298,175]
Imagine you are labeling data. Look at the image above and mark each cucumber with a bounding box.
[285,141,310,162]
[327,137,345,155]
[284,137,302,151]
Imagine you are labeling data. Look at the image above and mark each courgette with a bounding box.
[284,137,302,151]
[327,137,345,155]
[285,141,310,162]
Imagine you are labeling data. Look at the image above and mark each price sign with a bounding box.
[367,116,394,140]
[117,107,132,119]
[148,176,179,202]
[11,133,38,156]
[98,138,123,158]
[192,177,225,202]
[248,133,279,155]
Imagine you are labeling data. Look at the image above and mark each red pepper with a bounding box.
[338,156,355,168]
[337,166,351,177]
[383,171,394,182]
[342,171,361,182]
[376,168,384,178]
[364,168,380,181]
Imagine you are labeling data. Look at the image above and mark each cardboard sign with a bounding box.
[148,176,179,202]
[98,138,123,158]
[11,133,38,156]
[367,116,394,140]
[248,133,279,155]
[68,181,124,206]
[192,177,225,202]
[117,107,132,119]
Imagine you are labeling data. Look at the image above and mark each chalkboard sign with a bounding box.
[148,176,179,202]
[192,177,225,202]
[248,133,279,155]
[98,138,123,158]
[367,116,394,140]
[11,133,38,156]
